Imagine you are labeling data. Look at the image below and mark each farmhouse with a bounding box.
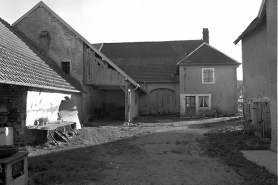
[178,42,240,117]
[12,1,144,124]
[96,29,240,117]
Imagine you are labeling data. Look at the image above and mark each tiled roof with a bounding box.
[96,40,203,58]
[178,43,240,65]
[234,17,266,44]
[0,18,84,93]
[96,40,203,82]
[110,57,180,82]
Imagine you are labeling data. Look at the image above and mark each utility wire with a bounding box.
[171,41,186,58]
[171,41,183,57]
[169,41,184,58]
[176,41,186,57]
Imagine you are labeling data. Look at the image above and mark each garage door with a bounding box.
[149,89,176,115]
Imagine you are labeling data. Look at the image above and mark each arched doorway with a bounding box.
[149,89,176,115]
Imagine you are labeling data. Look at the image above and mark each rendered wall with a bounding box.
[138,82,179,115]
[26,90,71,126]
[15,7,84,83]
[266,0,277,152]
[179,65,238,116]
[241,25,269,103]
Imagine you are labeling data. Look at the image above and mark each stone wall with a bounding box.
[15,6,84,83]
[0,84,27,145]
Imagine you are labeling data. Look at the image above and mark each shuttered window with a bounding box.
[202,68,214,83]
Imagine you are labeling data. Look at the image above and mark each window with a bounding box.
[202,68,214,83]
[186,96,195,108]
[199,96,209,108]
[61,61,70,74]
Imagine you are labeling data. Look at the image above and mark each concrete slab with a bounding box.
[241,150,277,176]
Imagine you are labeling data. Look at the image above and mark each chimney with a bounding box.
[39,31,50,55]
[203,28,209,44]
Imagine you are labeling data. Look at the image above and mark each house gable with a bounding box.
[178,43,240,66]
[13,1,140,89]
[0,17,84,93]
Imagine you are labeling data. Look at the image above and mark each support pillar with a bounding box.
[124,81,130,122]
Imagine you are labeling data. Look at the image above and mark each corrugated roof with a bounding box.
[0,17,84,93]
[96,40,203,82]
[178,43,240,65]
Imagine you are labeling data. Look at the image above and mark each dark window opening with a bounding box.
[61,62,70,74]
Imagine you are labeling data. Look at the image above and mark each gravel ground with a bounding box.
[89,119,243,185]
[28,116,265,185]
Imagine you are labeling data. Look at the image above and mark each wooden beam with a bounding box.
[120,86,125,92]
[125,81,129,122]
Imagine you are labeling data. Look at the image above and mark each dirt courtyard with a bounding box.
[27,116,276,185]
[87,117,243,185]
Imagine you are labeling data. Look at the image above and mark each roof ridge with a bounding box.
[0,17,12,27]
[202,43,240,64]
[96,39,203,44]
[178,43,240,65]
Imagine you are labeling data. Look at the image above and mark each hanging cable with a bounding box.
[169,41,184,58]
[176,41,186,57]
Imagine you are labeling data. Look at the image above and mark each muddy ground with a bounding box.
[27,116,277,185]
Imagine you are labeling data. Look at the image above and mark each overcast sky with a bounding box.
[0,0,262,80]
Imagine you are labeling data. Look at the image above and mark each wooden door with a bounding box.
[185,96,196,117]
[149,89,176,115]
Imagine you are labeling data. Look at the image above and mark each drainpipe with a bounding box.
[128,84,140,123]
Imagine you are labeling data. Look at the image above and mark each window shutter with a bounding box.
[208,70,213,82]
[203,70,209,82]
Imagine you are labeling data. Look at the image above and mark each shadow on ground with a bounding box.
[27,135,144,185]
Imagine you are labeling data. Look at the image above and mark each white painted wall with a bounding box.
[26,91,71,126]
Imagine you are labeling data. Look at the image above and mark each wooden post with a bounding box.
[125,81,130,122]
